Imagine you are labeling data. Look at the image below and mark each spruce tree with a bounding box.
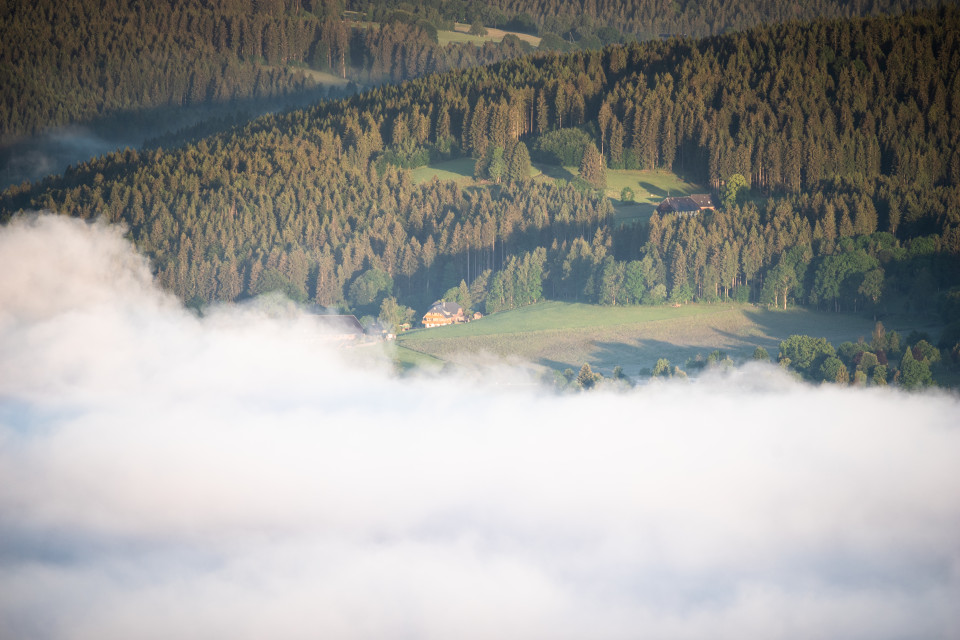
[579,142,606,189]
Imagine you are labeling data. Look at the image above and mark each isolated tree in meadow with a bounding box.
[751,346,769,361]
[577,363,599,389]
[652,358,671,377]
[579,142,606,189]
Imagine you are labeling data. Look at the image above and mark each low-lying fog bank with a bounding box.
[0,90,341,190]
[1,215,958,639]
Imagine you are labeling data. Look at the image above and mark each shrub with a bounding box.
[652,358,671,377]
[819,356,849,383]
[532,127,591,166]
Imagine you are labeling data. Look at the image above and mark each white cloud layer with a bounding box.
[1,214,959,639]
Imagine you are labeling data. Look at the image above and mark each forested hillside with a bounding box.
[0,0,531,141]
[3,7,959,346]
[350,0,943,43]
[3,0,942,142]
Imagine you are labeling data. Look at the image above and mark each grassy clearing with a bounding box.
[530,164,705,225]
[411,157,541,186]
[408,159,705,227]
[261,64,353,87]
[387,343,445,372]
[606,168,703,225]
[298,69,350,86]
[341,341,445,376]
[437,29,488,46]
[438,24,541,47]
[410,157,476,184]
[531,163,576,184]
[605,168,700,201]
[397,300,888,376]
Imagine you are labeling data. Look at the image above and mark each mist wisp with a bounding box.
[1,214,959,639]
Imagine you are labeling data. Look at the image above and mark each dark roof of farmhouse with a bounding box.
[657,194,715,213]
[688,194,715,207]
[426,300,463,317]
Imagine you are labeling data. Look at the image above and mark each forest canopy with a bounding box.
[2,6,959,336]
[0,0,533,141]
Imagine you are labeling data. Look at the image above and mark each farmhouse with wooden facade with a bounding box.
[422,300,464,328]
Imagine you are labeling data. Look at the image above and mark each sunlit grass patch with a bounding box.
[437,24,541,47]
[410,157,476,184]
[298,69,350,86]
[397,300,883,376]
[604,168,700,202]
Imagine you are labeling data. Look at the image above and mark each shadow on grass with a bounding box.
[638,180,695,198]
[536,308,834,377]
[533,162,578,183]
[740,307,879,346]
[612,201,655,226]
[539,337,750,377]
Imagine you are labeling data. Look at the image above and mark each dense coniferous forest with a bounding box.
[349,0,943,43]
[3,6,960,371]
[3,0,941,142]
[0,0,533,141]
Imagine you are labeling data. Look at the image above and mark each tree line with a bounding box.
[555,321,947,391]
[2,7,959,350]
[348,0,944,43]
[0,0,532,142]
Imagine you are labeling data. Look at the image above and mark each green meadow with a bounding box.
[410,157,476,185]
[410,158,704,226]
[411,158,706,224]
[396,301,926,377]
[604,168,701,224]
[437,24,542,47]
